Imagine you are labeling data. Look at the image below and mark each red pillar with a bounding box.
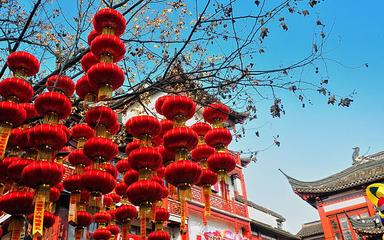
[317,203,333,240]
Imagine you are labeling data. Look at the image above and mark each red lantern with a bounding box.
[126,180,163,207]
[94,211,112,224]
[75,75,98,100]
[196,169,218,224]
[93,228,112,240]
[205,128,232,150]
[91,35,126,62]
[123,169,139,187]
[125,140,141,155]
[34,92,72,121]
[88,30,100,45]
[191,144,215,162]
[6,51,40,76]
[203,103,231,124]
[7,157,31,182]
[157,146,175,166]
[83,137,118,162]
[85,106,118,135]
[81,169,116,195]
[0,101,27,127]
[103,163,118,178]
[191,122,212,137]
[21,103,39,119]
[27,211,56,228]
[207,152,236,177]
[165,160,201,190]
[115,204,137,223]
[93,8,126,36]
[21,161,64,188]
[80,52,99,72]
[87,63,124,96]
[161,95,196,121]
[67,149,93,167]
[50,185,61,203]
[63,174,83,192]
[115,182,128,197]
[7,128,23,151]
[163,127,198,152]
[148,230,171,240]
[128,147,162,173]
[155,207,170,222]
[125,116,161,140]
[75,210,93,227]
[116,158,131,174]
[0,191,34,215]
[0,77,33,102]
[28,124,68,152]
[107,224,120,235]
[46,75,75,96]
[160,119,173,135]
[155,95,169,115]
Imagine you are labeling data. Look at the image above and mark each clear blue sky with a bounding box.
[231,0,384,233]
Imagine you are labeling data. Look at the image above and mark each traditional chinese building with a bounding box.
[282,151,384,240]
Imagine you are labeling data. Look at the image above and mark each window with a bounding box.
[339,217,353,240]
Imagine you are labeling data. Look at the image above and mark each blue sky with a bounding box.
[232,0,384,233]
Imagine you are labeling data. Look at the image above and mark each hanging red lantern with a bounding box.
[116,158,131,174]
[203,103,231,125]
[165,160,201,191]
[0,77,34,102]
[34,92,72,123]
[155,207,169,224]
[196,169,218,225]
[191,144,215,162]
[21,161,64,189]
[191,122,212,137]
[107,223,120,236]
[160,119,174,135]
[87,63,124,100]
[205,128,232,150]
[115,182,128,197]
[163,127,198,153]
[116,204,137,240]
[126,180,163,208]
[0,191,34,215]
[91,34,126,62]
[7,157,31,182]
[103,163,118,178]
[207,152,236,178]
[50,185,61,203]
[161,96,196,123]
[46,75,75,97]
[71,124,95,148]
[7,129,22,153]
[67,149,93,167]
[93,8,126,36]
[156,166,166,178]
[72,210,93,240]
[157,146,175,166]
[83,137,118,162]
[125,140,141,155]
[93,228,112,240]
[88,30,100,45]
[128,147,162,175]
[27,211,56,228]
[21,103,39,119]
[81,52,99,72]
[148,230,171,240]
[63,174,83,192]
[0,101,27,127]
[6,51,40,77]
[85,106,118,136]
[155,96,169,115]
[75,75,98,101]
[94,211,112,224]
[28,124,68,153]
[123,169,139,187]
[125,116,161,144]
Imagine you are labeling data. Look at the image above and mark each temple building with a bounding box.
[282,151,384,240]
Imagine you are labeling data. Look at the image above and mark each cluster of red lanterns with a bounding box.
[0,7,237,240]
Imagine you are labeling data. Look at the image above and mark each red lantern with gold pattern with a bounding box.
[34,92,72,121]
[148,230,171,240]
[46,75,75,97]
[203,103,231,125]
[81,52,99,72]
[6,51,40,76]
[75,75,98,100]
[0,77,34,102]
[93,8,126,36]
[161,96,196,122]
[83,137,118,162]
[205,128,232,150]
[207,152,236,178]
[125,116,161,140]
[91,35,125,62]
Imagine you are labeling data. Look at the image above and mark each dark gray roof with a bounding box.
[348,215,384,236]
[251,220,299,240]
[280,152,384,197]
[235,195,286,221]
[296,220,324,238]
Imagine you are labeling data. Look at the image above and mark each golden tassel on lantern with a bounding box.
[0,123,12,160]
[140,208,147,240]
[121,222,131,240]
[68,191,80,224]
[33,187,49,237]
[98,84,113,101]
[202,186,211,226]
[9,217,24,240]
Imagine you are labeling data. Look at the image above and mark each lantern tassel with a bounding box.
[33,188,48,237]
[203,186,211,225]
[140,207,147,240]
[0,123,12,160]
[9,217,24,240]
[75,227,83,240]
[68,192,79,225]
[121,222,131,240]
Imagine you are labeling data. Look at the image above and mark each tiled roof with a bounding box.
[349,215,384,236]
[280,152,384,196]
[235,195,286,221]
[296,220,324,238]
